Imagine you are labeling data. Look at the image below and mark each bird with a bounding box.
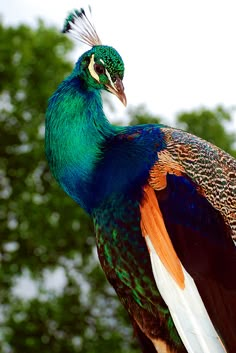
[45,8,236,353]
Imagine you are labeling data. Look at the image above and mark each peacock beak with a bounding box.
[106,77,127,107]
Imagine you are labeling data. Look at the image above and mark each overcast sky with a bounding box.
[2,0,236,124]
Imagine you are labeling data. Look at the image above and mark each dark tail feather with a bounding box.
[195,277,236,353]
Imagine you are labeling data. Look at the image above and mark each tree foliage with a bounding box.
[128,104,162,126]
[0,19,235,353]
[176,107,236,157]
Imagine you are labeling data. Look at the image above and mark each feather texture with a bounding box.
[150,127,236,241]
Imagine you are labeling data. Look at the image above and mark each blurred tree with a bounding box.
[128,104,162,126]
[176,107,236,157]
[0,20,138,353]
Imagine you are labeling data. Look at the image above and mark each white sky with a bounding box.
[1,0,236,124]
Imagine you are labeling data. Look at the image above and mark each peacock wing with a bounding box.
[139,127,236,352]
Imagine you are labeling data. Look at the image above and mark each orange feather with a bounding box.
[140,184,185,289]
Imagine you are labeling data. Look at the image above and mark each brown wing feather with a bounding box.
[150,127,236,241]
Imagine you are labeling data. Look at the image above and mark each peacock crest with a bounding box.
[62,8,102,47]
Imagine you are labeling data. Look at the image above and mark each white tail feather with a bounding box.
[145,236,226,353]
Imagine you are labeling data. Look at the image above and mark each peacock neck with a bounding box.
[45,75,119,210]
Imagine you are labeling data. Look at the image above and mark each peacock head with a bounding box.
[63,9,126,106]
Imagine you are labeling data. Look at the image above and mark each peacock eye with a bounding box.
[94,63,105,75]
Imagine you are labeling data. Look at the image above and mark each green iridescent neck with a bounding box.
[45,73,119,207]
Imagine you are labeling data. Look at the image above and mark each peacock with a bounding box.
[45,9,236,353]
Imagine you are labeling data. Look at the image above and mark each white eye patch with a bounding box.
[88,54,100,82]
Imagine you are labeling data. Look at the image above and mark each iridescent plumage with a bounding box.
[45,9,236,353]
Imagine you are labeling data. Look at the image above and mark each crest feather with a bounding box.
[62,8,102,47]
